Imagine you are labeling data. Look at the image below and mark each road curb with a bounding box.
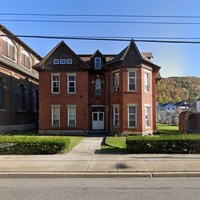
[152,172,200,178]
[1,172,200,178]
[0,172,151,178]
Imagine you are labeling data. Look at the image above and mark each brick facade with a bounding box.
[0,24,42,132]
[34,40,161,136]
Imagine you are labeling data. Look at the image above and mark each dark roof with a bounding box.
[34,41,89,70]
[160,102,176,107]
[175,101,190,106]
[106,40,160,71]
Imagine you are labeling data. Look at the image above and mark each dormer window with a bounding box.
[22,49,30,69]
[95,57,101,69]
[3,36,16,60]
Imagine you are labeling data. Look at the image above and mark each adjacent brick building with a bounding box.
[0,24,42,132]
[34,40,161,135]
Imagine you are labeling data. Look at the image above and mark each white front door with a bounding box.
[92,112,104,130]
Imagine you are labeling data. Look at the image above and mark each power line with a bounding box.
[1,19,200,25]
[2,34,200,44]
[1,13,200,19]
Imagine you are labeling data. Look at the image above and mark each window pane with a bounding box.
[129,84,135,91]
[53,76,59,81]
[95,78,101,95]
[3,40,8,56]
[69,76,75,81]
[129,72,135,77]
[69,82,75,87]
[69,88,75,93]
[129,78,135,84]
[68,107,76,126]
[129,107,135,114]
[52,107,60,126]
[129,121,136,127]
[129,115,135,120]
[93,113,97,121]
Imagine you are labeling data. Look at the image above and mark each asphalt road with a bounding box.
[1,178,200,200]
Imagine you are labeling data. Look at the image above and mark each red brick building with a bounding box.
[34,40,161,136]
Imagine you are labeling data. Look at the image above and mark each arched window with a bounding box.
[18,84,25,111]
[34,89,39,112]
[0,78,5,109]
[3,36,16,60]
[95,78,101,95]
[22,49,30,69]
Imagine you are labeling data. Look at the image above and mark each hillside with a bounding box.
[156,76,200,104]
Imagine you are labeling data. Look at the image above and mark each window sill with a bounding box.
[127,90,137,93]
[144,91,151,93]
[67,126,77,128]
[0,109,6,111]
[127,126,137,129]
[51,125,61,128]
[2,55,16,63]
[17,110,26,113]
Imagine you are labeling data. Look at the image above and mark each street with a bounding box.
[0,178,200,200]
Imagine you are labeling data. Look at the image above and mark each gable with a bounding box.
[122,44,142,67]
[34,41,89,71]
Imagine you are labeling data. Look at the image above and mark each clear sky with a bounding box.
[1,0,200,78]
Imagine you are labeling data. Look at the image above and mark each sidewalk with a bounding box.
[1,137,200,178]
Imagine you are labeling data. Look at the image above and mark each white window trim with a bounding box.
[113,105,120,127]
[3,36,14,46]
[67,105,77,127]
[95,78,101,95]
[53,59,59,64]
[128,69,137,92]
[60,59,66,64]
[67,59,72,64]
[127,104,137,128]
[113,72,119,87]
[95,57,101,69]
[67,73,76,94]
[51,105,61,127]
[144,70,151,93]
[145,104,151,128]
[51,73,60,94]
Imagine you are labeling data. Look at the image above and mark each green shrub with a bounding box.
[0,136,70,154]
[126,135,200,154]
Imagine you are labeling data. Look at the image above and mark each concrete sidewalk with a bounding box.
[1,137,200,178]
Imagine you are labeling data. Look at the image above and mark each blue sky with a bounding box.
[1,0,200,77]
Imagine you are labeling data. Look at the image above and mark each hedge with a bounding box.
[0,136,70,154]
[126,135,200,154]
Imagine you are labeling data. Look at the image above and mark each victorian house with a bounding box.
[0,24,42,132]
[34,40,161,136]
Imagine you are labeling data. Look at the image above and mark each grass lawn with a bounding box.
[0,130,83,153]
[156,123,183,135]
[101,136,127,154]
[101,123,185,153]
